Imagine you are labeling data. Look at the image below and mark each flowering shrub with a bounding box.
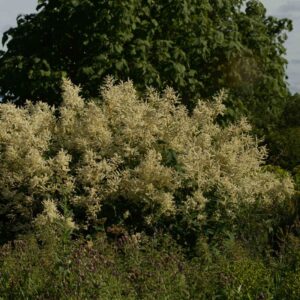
[0,78,294,241]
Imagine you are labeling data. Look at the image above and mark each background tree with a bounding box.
[0,0,292,131]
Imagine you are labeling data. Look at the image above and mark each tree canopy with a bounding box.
[0,0,292,129]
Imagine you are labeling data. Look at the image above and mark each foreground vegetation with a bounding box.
[2,227,300,299]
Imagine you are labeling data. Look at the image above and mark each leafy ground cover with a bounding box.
[1,228,300,299]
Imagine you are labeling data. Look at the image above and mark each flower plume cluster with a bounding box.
[0,78,294,236]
